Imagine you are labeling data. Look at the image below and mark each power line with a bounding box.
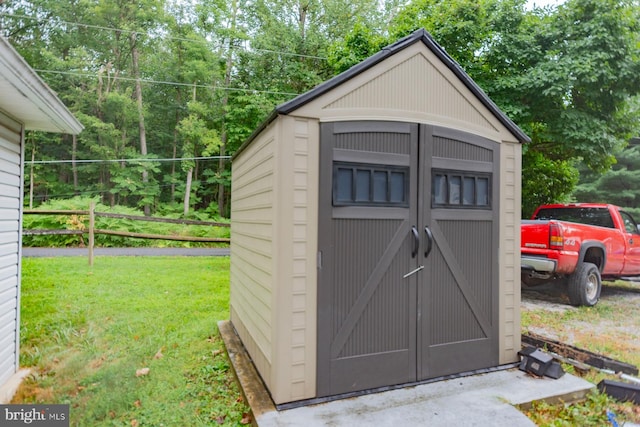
[26,156,232,165]
[32,68,299,95]
[0,12,328,60]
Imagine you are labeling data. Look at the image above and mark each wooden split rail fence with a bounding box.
[23,202,230,265]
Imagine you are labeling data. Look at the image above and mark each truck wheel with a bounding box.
[567,262,601,306]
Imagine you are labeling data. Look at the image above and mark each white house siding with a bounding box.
[0,111,22,388]
[230,120,277,388]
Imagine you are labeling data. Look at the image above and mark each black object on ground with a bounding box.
[522,333,638,376]
[518,347,565,379]
[597,379,640,404]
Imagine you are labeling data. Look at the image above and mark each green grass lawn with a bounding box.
[15,256,249,426]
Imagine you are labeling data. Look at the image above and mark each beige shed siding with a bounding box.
[499,141,522,364]
[0,111,22,388]
[271,116,318,404]
[230,121,276,384]
[295,43,519,145]
[231,116,319,404]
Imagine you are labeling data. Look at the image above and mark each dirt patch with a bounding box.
[521,279,640,365]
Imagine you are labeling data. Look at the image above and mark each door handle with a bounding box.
[411,226,419,258]
[403,265,424,278]
[424,226,434,258]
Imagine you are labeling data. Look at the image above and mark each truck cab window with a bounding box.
[620,211,640,234]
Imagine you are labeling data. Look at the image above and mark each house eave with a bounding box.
[0,36,83,135]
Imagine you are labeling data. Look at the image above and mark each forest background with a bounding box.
[0,0,639,220]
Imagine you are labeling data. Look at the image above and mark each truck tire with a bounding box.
[567,262,601,306]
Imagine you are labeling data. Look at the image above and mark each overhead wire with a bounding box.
[31,68,299,95]
[26,156,232,164]
[1,11,324,94]
[0,12,328,60]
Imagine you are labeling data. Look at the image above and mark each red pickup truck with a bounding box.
[521,203,640,306]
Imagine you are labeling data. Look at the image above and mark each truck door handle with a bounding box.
[424,226,434,258]
[631,238,634,245]
[411,226,420,258]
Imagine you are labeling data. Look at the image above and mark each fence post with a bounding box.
[88,202,95,266]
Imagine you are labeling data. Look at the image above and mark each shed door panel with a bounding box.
[317,121,418,397]
[317,123,499,397]
[418,127,499,379]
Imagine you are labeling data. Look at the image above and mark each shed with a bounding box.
[230,29,528,406]
[0,36,83,401]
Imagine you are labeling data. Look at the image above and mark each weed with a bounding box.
[521,280,640,425]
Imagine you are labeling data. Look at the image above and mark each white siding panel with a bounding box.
[0,113,21,392]
[0,287,17,316]
[0,356,15,387]
[0,220,19,233]
[0,171,20,188]
[0,276,16,294]
[0,242,18,258]
[0,231,19,246]
[0,208,19,221]
[0,330,14,359]
[0,253,18,270]
[0,127,20,148]
[0,159,20,177]
[0,196,19,209]
[0,264,18,287]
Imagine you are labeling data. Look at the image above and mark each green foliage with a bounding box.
[18,256,249,426]
[521,147,579,219]
[573,144,640,219]
[4,0,640,216]
[326,21,389,73]
[22,197,229,248]
[524,390,629,426]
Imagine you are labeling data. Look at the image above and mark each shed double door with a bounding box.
[317,121,499,397]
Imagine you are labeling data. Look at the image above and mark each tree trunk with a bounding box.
[183,85,197,217]
[183,167,193,217]
[29,144,35,209]
[72,133,78,194]
[218,0,238,218]
[131,32,150,216]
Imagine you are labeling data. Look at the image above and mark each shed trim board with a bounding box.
[230,28,525,405]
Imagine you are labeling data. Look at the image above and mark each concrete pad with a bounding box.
[219,321,595,427]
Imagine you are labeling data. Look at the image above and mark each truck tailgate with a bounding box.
[521,220,551,249]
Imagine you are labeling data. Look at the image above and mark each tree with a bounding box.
[177,99,221,216]
[480,0,640,216]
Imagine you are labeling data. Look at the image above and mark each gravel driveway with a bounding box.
[521,279,640,366]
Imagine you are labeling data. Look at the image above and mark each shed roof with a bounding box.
[0,36,83,134]
[238,29,530,157]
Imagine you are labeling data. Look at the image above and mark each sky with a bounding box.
[525,0,566,10]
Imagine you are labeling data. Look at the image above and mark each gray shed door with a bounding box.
[317,122,499,397]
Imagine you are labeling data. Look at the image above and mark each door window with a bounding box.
[432,170,491,208]
[333,162,409,207]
